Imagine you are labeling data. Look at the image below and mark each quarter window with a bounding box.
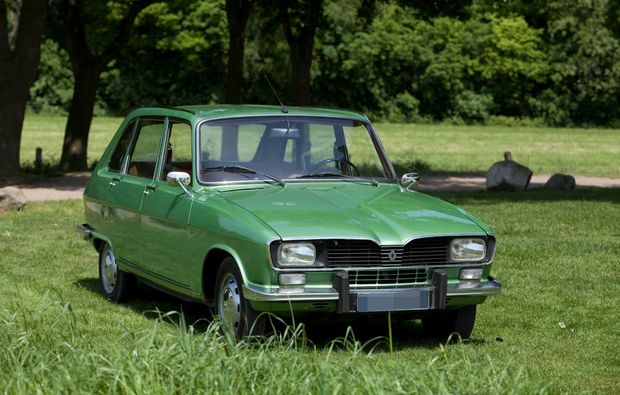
[108,119,137,172]
[161,120,192,182]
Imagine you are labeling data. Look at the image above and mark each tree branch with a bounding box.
[98,0,156,67]
[7,0,20,49]
[0,0,10,61]
[57,0,96,69]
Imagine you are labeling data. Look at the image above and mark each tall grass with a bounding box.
[0,292,545,394]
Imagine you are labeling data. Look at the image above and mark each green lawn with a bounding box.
[1,190,619,393]
[20,114,620,177]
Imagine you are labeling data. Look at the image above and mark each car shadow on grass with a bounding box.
[76,277,486,350]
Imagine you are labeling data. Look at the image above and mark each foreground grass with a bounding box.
[1,190,619,392]
[20,114,620,177]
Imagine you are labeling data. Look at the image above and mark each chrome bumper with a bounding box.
[244,275,502,310]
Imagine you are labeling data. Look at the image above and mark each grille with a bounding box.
[325,237,450,267]
[348,268,428,287]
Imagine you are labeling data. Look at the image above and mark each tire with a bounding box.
[215,257,266,339]
[422,305,477,340]
[98,242,136,302]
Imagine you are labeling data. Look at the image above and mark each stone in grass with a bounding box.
[486,151,533,192]
[0,187,27,213]
[544,173,576,190]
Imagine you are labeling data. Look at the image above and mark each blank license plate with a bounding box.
[356,289,432,312]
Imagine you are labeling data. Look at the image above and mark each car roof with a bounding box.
[131,104,370,123]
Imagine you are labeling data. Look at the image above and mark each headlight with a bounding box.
[277,242,316,266]
[450,238,486,262]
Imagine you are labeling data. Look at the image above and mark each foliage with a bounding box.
[28,40,74,115]
[24,0,620,126]
[541,0,620,126]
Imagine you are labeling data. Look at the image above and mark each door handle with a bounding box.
[144,184,157,195]
[109,176,121,187]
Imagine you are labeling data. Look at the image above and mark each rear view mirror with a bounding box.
[270,128,300,138]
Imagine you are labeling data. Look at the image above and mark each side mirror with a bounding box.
[400,172,419,190]
[166,171,193,198]
[167,171,190,187]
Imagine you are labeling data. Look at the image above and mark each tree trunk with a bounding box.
[280,0,322,107]
[225,0,253,104]
[0,0,47,177]
[0,70,29,176]
[56,0,155,172]
[60,66,101,171]
[289,45,313,106]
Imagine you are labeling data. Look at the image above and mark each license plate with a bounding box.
[356,289,432,312]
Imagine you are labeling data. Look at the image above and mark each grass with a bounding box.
[1,189,619,393]
[20,114,620,177]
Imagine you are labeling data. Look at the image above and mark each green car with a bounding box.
[78,105,501,339]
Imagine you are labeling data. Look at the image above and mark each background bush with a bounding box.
[28,0,620,126]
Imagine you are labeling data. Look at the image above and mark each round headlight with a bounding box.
[450,238,486,262]
[277,242,317,266]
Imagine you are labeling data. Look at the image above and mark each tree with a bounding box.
[278,0,323,106]
[54,0,155,171]
[225,0,253,104]
[0,0,47,176]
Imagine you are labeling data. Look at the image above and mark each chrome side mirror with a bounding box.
[166,171,193,198]
[400,172,419,190]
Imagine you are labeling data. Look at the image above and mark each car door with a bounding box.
[108,117,166,268]
[139,118,194,290]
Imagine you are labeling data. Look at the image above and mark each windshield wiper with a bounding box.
[203,165,285,187]
[297,172,378,187]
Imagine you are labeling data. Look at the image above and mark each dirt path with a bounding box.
[4,172,620,201]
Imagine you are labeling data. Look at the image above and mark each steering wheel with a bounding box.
[308,157,360,176]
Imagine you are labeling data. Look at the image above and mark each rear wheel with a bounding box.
[216,258,265,339]
[98,242,136,302]
[422,305,477,340]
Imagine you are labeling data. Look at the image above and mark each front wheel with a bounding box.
[215,258,265,339]
[422,305,477,340]
[98,242,135,302]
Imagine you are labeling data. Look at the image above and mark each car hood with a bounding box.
[215,182,489,245]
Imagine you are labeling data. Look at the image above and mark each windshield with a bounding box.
[198,116,391,184]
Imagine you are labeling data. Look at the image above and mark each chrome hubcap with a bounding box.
[218,273,241,332]
[101,247,117,294]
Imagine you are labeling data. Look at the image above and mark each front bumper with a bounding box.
[243,271,501,313]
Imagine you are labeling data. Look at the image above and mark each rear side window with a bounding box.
[127,119,165,179]
[108,119,137,172]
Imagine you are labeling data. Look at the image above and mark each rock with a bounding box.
[544,173,576,190]
[0,187,27,213]
[486,159,533,191]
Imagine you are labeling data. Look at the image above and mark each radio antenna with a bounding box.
[264,74,288,113]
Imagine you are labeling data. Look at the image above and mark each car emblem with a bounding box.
[388,250,397,262]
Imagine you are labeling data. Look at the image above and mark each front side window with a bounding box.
[198,117,389,183]
[127,119,164,179]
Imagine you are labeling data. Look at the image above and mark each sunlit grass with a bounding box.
[1,190,619,392]
[20,115,620,177]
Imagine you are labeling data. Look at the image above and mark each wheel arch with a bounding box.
[201,245,245,305]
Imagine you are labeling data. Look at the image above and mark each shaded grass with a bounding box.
[0,192,619,393]
[20,114,620,177]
